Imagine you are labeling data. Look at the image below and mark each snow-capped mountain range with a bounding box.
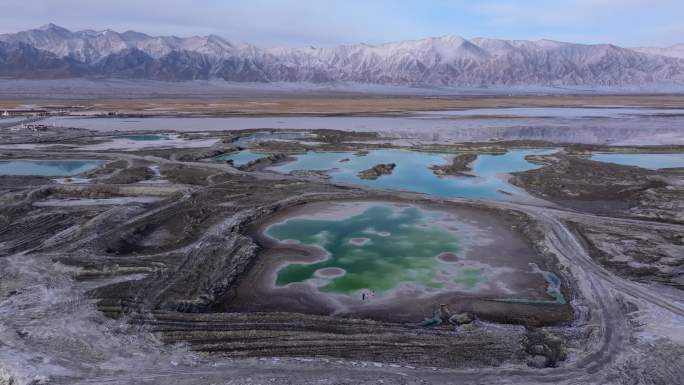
[1,23,684,87]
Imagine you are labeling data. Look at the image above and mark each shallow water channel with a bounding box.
[590,153,684,169]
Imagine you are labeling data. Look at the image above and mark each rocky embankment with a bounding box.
[239,153,291,171]
[510,154,675,217]
[430,153,476,177]
[358,163,396,179]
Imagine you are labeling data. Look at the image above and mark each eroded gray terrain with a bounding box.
[1,104,683,385]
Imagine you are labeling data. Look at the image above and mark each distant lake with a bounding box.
[590,153,684,170]
[43,107,684,145]
[0,159,100,176]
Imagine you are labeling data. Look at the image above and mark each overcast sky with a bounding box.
[0,0,682,48]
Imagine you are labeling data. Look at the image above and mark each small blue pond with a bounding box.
[0,160,101,176]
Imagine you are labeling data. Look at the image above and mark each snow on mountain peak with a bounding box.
[1,25,684,87]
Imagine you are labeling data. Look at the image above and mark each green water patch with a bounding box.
[454,268,486,290]
[541,271,565,304]
[267,204,482,294]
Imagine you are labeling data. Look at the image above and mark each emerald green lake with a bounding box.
[267,204,485,294]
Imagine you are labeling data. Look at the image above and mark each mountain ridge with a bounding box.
[1,24,684,87]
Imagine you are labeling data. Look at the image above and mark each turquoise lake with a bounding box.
[268,148,556,200]
[590,153,684,170]
[0,160,101,176]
